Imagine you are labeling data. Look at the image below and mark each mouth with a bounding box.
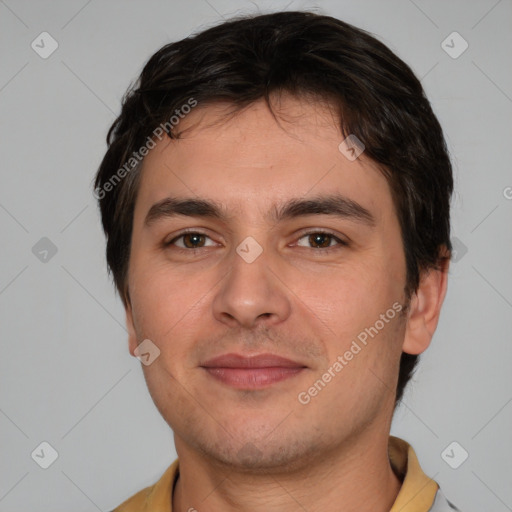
[200,353,307,389]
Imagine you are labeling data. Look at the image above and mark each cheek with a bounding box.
[285,252,406,383]
[129,260,210,360]
[289,259,398,328]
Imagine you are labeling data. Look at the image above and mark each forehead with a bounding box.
[133,96,393,224]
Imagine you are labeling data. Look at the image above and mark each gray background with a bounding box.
[1,0,511,510]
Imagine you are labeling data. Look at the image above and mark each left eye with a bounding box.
[296,232,346,249]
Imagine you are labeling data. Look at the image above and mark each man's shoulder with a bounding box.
[110,483,156,512]
[110,460,179,512]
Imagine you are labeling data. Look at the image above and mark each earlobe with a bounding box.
[402,255,450,355]
[125,303,138,357]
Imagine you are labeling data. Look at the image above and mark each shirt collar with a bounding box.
[389,436,439,511]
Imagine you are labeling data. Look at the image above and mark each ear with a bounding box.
[125,297,138,357]
[402,253,450,355]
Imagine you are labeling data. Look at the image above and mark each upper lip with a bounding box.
[201,353,306,369]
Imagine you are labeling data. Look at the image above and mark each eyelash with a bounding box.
[164,229,348,254]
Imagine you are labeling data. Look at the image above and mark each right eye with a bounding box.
[165,231,218,250]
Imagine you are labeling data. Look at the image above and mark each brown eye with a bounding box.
[308,233,334,248]
[296,231,346,249]
[182,233,206,248]
[167,232,216,249]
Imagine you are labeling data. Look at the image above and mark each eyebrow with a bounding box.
[144,194,375,228]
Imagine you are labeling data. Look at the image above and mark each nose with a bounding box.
[212,244,292,329]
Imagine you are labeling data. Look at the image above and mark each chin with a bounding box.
[197,431,324,474]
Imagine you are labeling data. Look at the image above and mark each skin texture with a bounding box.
[124,95,449,512]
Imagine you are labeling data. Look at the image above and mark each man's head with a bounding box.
[94,11,452,468]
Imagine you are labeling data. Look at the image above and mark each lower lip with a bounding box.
[203,367,304,389]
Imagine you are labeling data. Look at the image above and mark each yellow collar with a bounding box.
[388,436,439,511]
[113,436,438,511]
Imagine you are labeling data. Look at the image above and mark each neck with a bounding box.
[172,429,402,512]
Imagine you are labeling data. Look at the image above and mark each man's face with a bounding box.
[125,96,409,470]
